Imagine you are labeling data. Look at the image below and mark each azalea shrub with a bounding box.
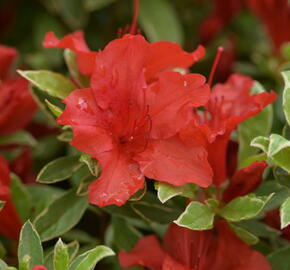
[2,0,290,269]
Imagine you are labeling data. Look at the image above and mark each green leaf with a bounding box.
[280,196,290,229]
[54,239,69,270]
[37,156,82,184]
[0,259,7,270]
[268,134,290,173]
[69,246,114,270]
[220,194,272,222]
[18,221,43,269]
[229,224,259,245]
[34,189,88,241]
[10,173,31,221]
[0,131,36,146]
[268,246,290,270]
[139,0,184,44]
[238,82,273,164]
[19,255,30,270]
[57,0,87,29]
[282,70,290,126]
[79,154,98,176]
[250,136,270,153]
[112,216,141,251]
[174,201,215,230]
[18,70,75,99]
[273,167,290,189]
[156,182,196,203]
[84,0,115,11]
[63,50,89,88]
[45,99,63,117]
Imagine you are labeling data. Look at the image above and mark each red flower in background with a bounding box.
[56,34,212,207]
[181,73,276,185]
[0,45,37,136]
[119,220,271,270]
[198,0,244,44]
[0,156,22,241]
[246,0,290,53]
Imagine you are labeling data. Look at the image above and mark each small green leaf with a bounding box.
[273,167,290,189]
[238,82,273,164]
[0,131,36,146]
[139,0,184,44]
[69,246,114,270]
[18,221,43,269]
[0,201,5,212]
[63,50,89,88]
[282,70,290,126]
[229,224,259,245]
[280,197,290,229]
[10,173,31,221]
[45,99,63,117]
[156,182,196,203]
[34,189,88,241]
[220,194,271,222]
[54,239,69,270]
[79,154,98,176]
[37,156,82,184]
[268,246,290,270]
[19,255,31,270]
[18,70,75,99]
[174,201,215,230]
[250,136,270,153]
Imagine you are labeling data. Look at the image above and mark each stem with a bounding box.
[130,0,139,35]
[208,47,224,87]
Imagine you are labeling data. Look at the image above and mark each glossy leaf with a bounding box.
[139,0,184,44]
[54,239,69,270]
[220,194,271,222]
[79,154,98,176]
[0,260,7,270]
[112,216,141,251]
[174,201,215,230]
[280,196,290,229]
[156,182,196,203]
[45,99,63,117]
[34,189,88,241]
[37,156,82,184]
[18,70,75,99]
[238,82,273,164]
[18,221,44,269]
[69,245,114,270]
[10,173,31,221]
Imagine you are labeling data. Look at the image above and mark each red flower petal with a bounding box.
[148,71,210,139]
[146,41,205,81]
[162,256,193,270]
[0,44,17,78]
[43,31,97,76]
[32,266,48,270]
[89,149,144,207]
[0,156,22,241]
[135,136,212,188]
[119,235,166,270]
[223,161,267,203]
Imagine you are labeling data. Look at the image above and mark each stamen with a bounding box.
[208,47,224,87]
[129,0,139,35]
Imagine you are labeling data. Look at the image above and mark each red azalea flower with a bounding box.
[0,155,22,241]
[119,220,271,270]
[181,73,276,185]
[32,266,48,270]
[43,31,205,80]
[0,45,37,136]
[57,34,212,207]
[246,0,290,53]
[199,0,244,44]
